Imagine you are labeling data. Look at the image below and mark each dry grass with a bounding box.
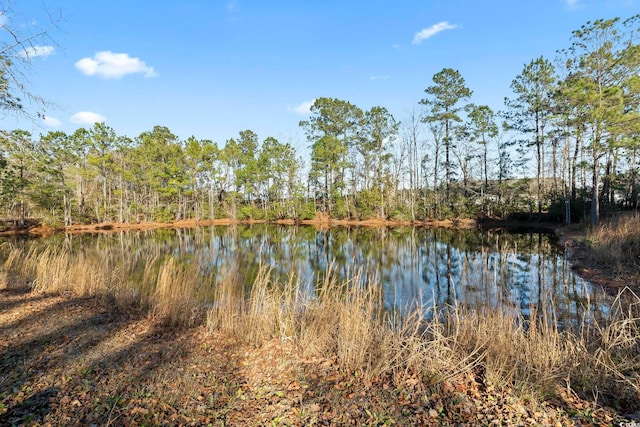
[0,244,203,324]
[207,259,640,406]
[585,212,640,276]
[2,243,640,410]
[445,307,596,400]
[152,257,208,327]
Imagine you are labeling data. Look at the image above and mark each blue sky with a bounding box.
[1,0,638,155]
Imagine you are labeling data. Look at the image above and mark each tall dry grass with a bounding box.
[0,244,205,326]
[207,262,405,377]
[2,243,640,407]
[586,212,640,276]
[206,260,640,405]
[152,257,210,327]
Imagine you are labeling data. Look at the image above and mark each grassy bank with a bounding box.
[1,245,639,425]
[585,213,640,279]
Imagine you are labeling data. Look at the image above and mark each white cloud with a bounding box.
[288,99,315,115]
[412,21,458,45]
[75,51,157,79]
[19,45,54,59]
[0,13,7,27]
[566,0,579,8]
[42,115,61,127]
[70,111,106,125]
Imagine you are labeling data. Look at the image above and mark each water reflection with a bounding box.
[14,225,610,322]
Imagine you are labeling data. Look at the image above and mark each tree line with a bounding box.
[1,15,638,226]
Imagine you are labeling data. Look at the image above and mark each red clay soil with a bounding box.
[0,219,241,237]
[64,218,241,233]
[81,216,475,232]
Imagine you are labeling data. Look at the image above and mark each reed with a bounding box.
[294,265,395,376]
[0,244,41,289]
[207,262,409,378]
[0,244,203,320]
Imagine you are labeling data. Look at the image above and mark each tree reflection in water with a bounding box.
[13,224,612,324]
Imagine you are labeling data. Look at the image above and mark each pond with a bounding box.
[12,224,610,323]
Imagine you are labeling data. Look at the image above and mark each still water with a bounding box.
[28,224,610,322]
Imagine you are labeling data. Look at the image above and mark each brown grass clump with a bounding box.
[1,245,40,289]
[205,264,640,407]
[0,244,207,324]
[581,291,640,404]
[442,308,573,397]
[585,212,640,277]
[207,263,437,380]
[151,257,207,327]
[28,246,145,308]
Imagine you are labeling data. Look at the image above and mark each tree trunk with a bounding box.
[571,133,580,201]
[444,120,450,204]
[535,113,542,218]
[591,150,600,226]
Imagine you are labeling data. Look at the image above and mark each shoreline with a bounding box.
[0,217,480,237]
[2,216,548,237]
[554,224,640,292]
